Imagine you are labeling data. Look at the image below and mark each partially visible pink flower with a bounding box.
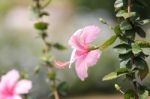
[0,69,32,99]
[55,25,101,81]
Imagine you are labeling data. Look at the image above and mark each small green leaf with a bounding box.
[114,0,123,9]
[53,43,66,50]
[134,57,148,70]
[135,26,146,38]
[103,68,128,81]
[47,70,56,80]
[120,21,132,31]
[99,18,107,24]
[116,67,128,74]
[138,64,149,80]
[114,43,131,54]
[103,72,118,81]
[100,35,117,50]
[132,43,142,54]
[124,30,135,40]
[116,10,136,19]
[138,19,150,25]
[119,52,132,60]
[34,22,48,30]
[136,40,150,48]
[39,11,49,17]
[41,55,51,63]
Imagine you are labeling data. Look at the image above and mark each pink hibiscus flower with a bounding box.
[55,25,101,81]
[0,69,32,99]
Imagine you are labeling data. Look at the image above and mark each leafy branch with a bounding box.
[31,0,67,99]
[102,0,150,98]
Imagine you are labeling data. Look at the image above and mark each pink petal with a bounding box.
[85,50,101,67]
[0,94,22,99]
[11,95,22,99]
[14,80,32,94]
[69,36,86,51]
[75,55,88,81]
[75,50,101,81]
[69,29,87,51]
[81,26,100,44]
[0,93,5,99]
[0,70,19,91]
[75,50,88,59]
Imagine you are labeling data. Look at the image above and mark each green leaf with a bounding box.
[116,10,136,19]
[138,19,150,25]
[47,70,56,80]
[34,22,48,30]
[41,55,52,63]
[103,72,118,81]
[39,11,49,17]
[58,82,68,96]
[100,35,117,50]
[116,67,128,74]
[53,43,66,50]
[114,0,123,9]
[99,18,107,24]
[103,68,128,81]
[120,21,132,31]
[136,40,150,48]
[131,43,142,54]
[134,57,148,70]
[138,63,149,80]
[139,89,149,99]
[135,26,146,38]
[114,43,131,54]
[124,30,135,40]
[124,90,136,99]
[119,52,132,60]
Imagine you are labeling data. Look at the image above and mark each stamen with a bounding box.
[69,49,76,68]
[54,60,70,69]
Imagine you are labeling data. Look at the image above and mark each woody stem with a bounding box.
[128,0,131,14]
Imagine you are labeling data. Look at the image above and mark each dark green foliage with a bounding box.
[135,26,146,38]
[124,90,136,99]
[114,43,131,54]
[103,0,150,98]
[120,20,132,31]
[139,86,149,99]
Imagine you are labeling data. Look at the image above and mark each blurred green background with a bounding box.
[0,0,150,99]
